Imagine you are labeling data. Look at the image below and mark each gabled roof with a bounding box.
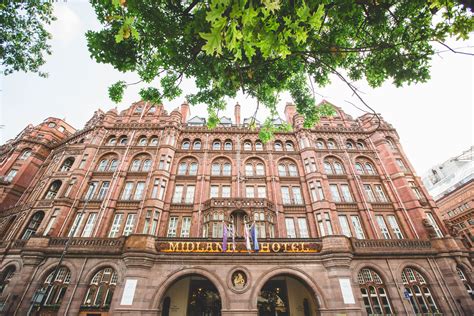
[272,117,285,125]
[219,116,232,125]
[243,117,261,125]
[187,116,206,125]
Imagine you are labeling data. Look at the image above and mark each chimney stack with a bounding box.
[284,102,296,124]
[234,102,241,126]
[180,100,189,124]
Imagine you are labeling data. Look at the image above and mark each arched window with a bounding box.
[44,180,62,199]
[107,136,116,146]
[324,157,345,175]
[346,140,355,149]
[181,140,190,150]
[224,140,233,150]
[316,139,325,149]
[357,268,393,315]
[324,162,333,174]
[334,162,344,174]
[356,140,366,149]
[274,141,283,151]
[19,149,32,160]
[59,157,75,172]
[355,163,364,174]
[119,136,128,145]
[137,136,148,146]
[21,211,45,240]
[402,268,439,314]
[40,266,71,307]
[150,137,159,146]
[278,160,298,177]
[285,141,294,151]
[213,140,221,150]
[193,140,201,150]
[245,159,265,176]
[223,163,231,176]
[82,268,118,310]
[97,159,108,171]
[130,159,141,172]
[211,158,231,176]
[148,106,156,113]
[244,141,252,151]
[386,137,396,150]
[255,141,263,151]
[327,139,337,149]
[456,267,474,298]
[109,159,118,172]
[142,159,152,171]
[0,266,15,295]
[365,163,375,175]
[177,158,198,176]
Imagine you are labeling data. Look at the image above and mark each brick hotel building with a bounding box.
[0,101,472,316]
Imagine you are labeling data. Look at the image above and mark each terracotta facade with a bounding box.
[0,101,472,315]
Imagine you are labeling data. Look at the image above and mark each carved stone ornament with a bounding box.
[231,270,247,290]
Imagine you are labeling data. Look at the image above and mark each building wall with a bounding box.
[0,101,472,315]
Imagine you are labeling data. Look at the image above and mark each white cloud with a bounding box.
[48,3,81,42]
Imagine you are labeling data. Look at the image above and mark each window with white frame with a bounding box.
[297,218,309,238]
[143,210,160,235]
[151,178,166,200]
[376,215,391,239]
[374,184,388,202]
[363,184,377,202]
[97,181,110,200]
[387,215,404,239]
[426,212,443,237]
[338,215,351,237]
[351,215,365,239]
[43,209,60,236]
[340,184,353,202]
[81,213,97,237]
[123,214,136,236]
[121,182,134,200]
[285,218,296,238]
[316,212,333,236]
[108,214,124,237]
[181,217,191,237]
[409,181,423,199]
[85,181,98,200]
[167,217,179,237]
[68,213,84,237]
[133,182,146,200]
[402,267,439,314]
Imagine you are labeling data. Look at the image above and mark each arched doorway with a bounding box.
[230,210,248,237]
[258,275,318,316]
[161,274,221,316]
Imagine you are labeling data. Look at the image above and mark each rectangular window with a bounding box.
[330,184,341,202]
[363,184,376,202]
[210,185,219,198]
[351,215,365,239]
[79,155,88,169]
[374,184,388,202]
[292,187,303,204]
[376,215,391,239]
[151,179,159,198]
[281,187,291,204]
[159,180,166,200]
[387,215,404,239]
[338,215,351,237]
[396,159,407,171]
[165,156,172,171]
[181,217,191,237]
[97,181,110,200]
[212,222,223,238]
[123,214,136,236]
[298,218,309,238]
[309,183,318,202]
[167,217,179,237]
[257,186,266,198]
[304,159,311,173]
[133,181,146,200]
[409,181,423,199]
[222,186,231,198]
[143,210,160,235]
[324,213,333,235]
[64,178,76,198]
[68,213,84,237]
[246,186,255,198]
[158,155,165,169]
[121,182,134,200]
[185,185,195,204]
[316,214,325,236]
[172,185,183,203]
[85,182,98,200]
[316,181,324,200]
[426,213,443,237]
[309,158,316,172]
[340,184,353,202]
[5,169,17,182]
[43,209,60,236]
[81,213,97,237]
[109,214,123,237]
[285,218,296,238]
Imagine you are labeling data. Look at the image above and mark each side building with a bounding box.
[422,147,474,251]
[0,101,472,316]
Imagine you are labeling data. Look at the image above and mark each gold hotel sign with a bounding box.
[156,241,321,253]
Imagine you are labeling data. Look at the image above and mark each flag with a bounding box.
[250,222,259,252]
[244,222,251,252]
[231,222,236,251]
[222,223,228,252]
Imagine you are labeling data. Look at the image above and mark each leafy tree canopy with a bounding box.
[0,1,55,77]
[87,0,472,137]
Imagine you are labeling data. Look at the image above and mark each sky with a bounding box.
[1,1,473,176]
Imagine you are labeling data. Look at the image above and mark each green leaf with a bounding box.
[262,0,280,13]
[108,81,126,103]
[308,4,325,30]
[200,28,223,55]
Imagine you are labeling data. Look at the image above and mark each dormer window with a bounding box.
[48,122,56,128]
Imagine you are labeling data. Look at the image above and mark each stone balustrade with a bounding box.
[203,198,275,210]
